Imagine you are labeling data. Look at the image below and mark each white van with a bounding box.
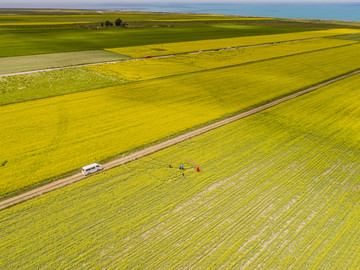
[82,163,103,176]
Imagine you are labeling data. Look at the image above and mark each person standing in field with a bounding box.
[182,173,184,179]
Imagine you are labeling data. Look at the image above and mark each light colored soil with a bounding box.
[0,50,130,75]
[1,69,359,211]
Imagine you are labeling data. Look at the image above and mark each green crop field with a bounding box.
[0,23,309,57]
[0,67,125,105]
[331,33,360,41]
[2,42,360,197]
[0,50,130,75]
[1,72,359,269]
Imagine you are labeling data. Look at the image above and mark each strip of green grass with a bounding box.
[0,24,311,57]
[0,68,125,105]
[1,72,359,269]
[0,50,130,75]
[330,33,360,41]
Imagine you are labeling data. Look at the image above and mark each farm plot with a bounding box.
[0,22,301,57]
[107,28,358,58]
[0,50,130,75]
[1,72,360,269]
[1,43,360,197]
[0,67,126,105]
[89,38,356,81]
[2,37,356,105]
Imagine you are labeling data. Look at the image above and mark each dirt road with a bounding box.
[1,69,359,211]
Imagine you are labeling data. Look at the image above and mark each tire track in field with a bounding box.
[1,69,360,211]
[0,38,321,77]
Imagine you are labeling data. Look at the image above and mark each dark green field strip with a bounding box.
[0,50,130,75]
[329,33,360,41]
[0,24,310,57]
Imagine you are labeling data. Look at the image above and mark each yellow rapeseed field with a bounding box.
[107,28,359,58]
[88,38,356,81]
[1,72,360,269]
[2,42,360,196]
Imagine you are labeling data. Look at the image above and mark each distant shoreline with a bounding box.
[1,3,360,22]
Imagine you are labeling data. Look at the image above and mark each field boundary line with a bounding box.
[1,69,359,211]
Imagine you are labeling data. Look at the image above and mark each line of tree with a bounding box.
[101,18,126,27]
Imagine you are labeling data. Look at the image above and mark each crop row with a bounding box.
[1,73,359,269]
[1,42,360,196]
[107,28,359,58]
[88,38,357,81]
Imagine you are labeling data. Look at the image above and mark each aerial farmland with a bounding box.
[0,9,359,269]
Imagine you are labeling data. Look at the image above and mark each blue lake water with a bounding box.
[101,3,360,22]
[2,2,360,22]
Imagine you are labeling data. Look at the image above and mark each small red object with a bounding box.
[197,167,200,172]
[146,55,151,58]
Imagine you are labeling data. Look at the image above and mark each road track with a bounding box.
[1,69,359,211]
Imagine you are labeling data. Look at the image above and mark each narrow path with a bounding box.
[1,69,359,211]
[0,38,320,77]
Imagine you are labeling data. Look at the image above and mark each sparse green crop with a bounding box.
[0,50,130,75]
[0,67,125,105]
[1,72,359,269]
